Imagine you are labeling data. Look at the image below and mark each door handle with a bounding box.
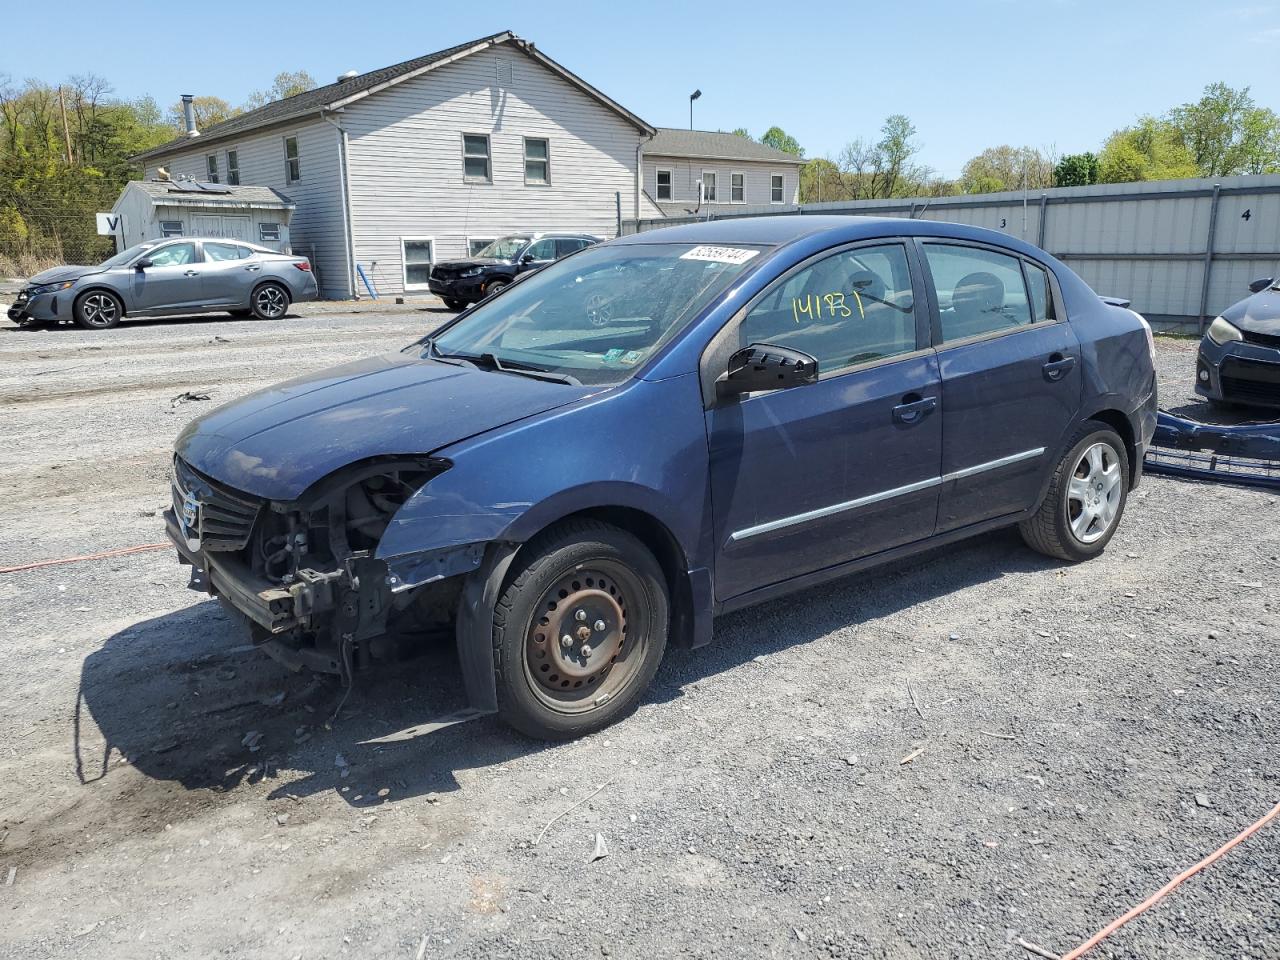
[245,265,261,271]
[892,394,937,424]
[1042,353,1077,382]
[183,270,199,277]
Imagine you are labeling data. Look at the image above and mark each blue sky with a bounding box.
[9,0,1280,177]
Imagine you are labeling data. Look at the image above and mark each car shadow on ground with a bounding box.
[77,527,1058,810]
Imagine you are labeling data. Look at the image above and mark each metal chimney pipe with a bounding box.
[181,94,199,138]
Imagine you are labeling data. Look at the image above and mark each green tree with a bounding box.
[759,125,804,157]
[959,145,1054,194]
[1097,117,1197,183]
[1053,152,1099,187]
[729,127,751,139]
[244,70,318,110]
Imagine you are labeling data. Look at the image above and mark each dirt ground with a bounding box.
[0,310,1276,960]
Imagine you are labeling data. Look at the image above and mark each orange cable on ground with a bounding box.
[0,543,170,575]
[1060,799,1280,960]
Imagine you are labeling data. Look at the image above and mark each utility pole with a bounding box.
[57,85,74,165]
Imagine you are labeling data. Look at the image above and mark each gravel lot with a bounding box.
[0,309,1276,960]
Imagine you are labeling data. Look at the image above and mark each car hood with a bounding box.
[1222,287,1280,336]
[28,264,100,285]
[435,257,511,270]
[175,350,599,501]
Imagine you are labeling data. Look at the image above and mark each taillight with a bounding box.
[293,261,311,271]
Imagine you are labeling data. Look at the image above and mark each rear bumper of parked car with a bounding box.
[7,289,73,323]
[1196,336,1280,408]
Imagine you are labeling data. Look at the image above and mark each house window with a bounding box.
[206,154,219,183]
[731,172,745,203]
[402,238,434,290]
[284,136,300,183]
[771,174,785,203]
[462,134,491,182]
[468,237,496,256]
[159,220,184,238]
[702,170,717,203]
[258,222,281,243]
[227,150,240,185]
[524,138,550,185]
[656,169,672,201]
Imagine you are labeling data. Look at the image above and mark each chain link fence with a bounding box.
[0,185,122,279]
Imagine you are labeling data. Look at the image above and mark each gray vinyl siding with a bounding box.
[142,121,350,297]
[342,45,641,296]
[646,157,799,211]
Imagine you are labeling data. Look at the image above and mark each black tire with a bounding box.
[483,280,508,299]
[73,290,123,330]
[250,282,290,320]
[492,520,669,740]
[443,298,467,311]
[1019,423,1130,562]
[228,308,252,318]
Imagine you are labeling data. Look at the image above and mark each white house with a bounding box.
[642,128,806,219]
[110,180,295,252]
[131,31,655,298]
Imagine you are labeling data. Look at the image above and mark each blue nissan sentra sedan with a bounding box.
[166,216,1158,739]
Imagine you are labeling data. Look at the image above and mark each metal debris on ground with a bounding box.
[170,391,212,407]
[590,833,609,862]
[1144,411,1280,489]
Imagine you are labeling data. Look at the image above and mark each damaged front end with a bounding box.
[164,454,489,682]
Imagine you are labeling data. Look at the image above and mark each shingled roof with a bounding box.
[126,180,294,208]
[134,31,652,162]
[646,128,808,165]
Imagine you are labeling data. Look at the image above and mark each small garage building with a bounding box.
[111,179,296,253]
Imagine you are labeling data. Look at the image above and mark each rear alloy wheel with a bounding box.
[73,290,123,330]
[251,283,290,320]
[1019,425,1129,562]
[492,521,668,739]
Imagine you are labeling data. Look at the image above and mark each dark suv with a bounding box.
[428,233,600,309]
[167,216,1157,740]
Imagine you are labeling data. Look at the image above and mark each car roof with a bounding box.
[611,214,1048,259]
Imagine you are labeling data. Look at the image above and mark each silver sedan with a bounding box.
[7,238,319,330]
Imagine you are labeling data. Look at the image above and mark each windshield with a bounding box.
[474,236,530,260]
[425,241,769,385]
[98,242,157,268]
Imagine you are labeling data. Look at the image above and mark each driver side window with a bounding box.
[526,239,556,261]
[147,242,197,267]
[737,243,919,377]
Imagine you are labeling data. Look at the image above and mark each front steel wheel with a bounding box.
[1020,425,1129,562]
[493,521,668,739]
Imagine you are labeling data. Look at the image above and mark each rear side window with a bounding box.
[922,244,1034,342]
[1024,261,1055,323]
[555,238,588,257]
[204,242,249,261]
[737,243,919,377]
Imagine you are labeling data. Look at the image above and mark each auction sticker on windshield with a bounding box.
[679,245,760,265]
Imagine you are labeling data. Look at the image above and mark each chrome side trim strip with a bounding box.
[728,476,942,542]
[941,446,1045,483]
[726,447,1045,543]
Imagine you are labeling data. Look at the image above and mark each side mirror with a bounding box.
[1248,276,1274,294]
[520,253,536,264]
[134,258,153,270]
[716,343,818,398]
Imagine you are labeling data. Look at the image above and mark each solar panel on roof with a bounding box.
[166,180,233,194]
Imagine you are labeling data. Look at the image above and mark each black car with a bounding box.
[1196,275,1280,410]
[428,233,600,309]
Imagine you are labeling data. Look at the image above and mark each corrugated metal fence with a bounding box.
[622,173,1280,333]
